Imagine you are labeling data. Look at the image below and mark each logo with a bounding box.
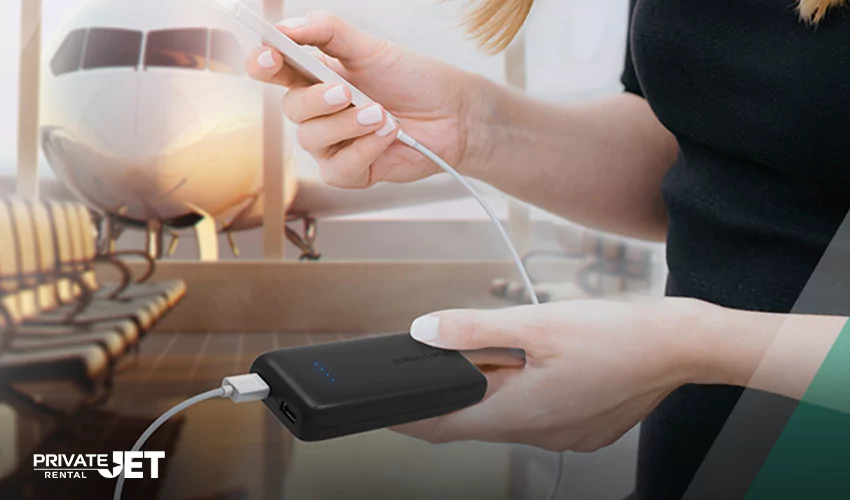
[392,351,453,365]
[33,452,165,480]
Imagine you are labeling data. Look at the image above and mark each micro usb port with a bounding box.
[280,402,297,423]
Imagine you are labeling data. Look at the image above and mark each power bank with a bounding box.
[250,333,488,441]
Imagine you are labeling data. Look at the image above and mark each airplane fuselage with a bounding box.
[40,0,296,226]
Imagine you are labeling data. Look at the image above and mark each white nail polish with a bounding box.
[277,17,308,29]
[356,105,384,126]
[411,315,440,343]
[324,85,349,106]
[375,113,398,137]
[257,50,275,69]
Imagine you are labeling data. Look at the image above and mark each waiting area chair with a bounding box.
[0,197,186,416]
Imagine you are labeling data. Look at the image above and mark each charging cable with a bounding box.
[396,131,540,308]
[397,131,563,500]
[116,134,562,500]
[113,375,271,500]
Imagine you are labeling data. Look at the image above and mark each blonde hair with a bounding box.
[466,0,849,53]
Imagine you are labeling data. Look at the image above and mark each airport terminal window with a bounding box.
[51,29,87,76]
[144,28,209,70]
[209,30,245,75]
[82,28,143,70]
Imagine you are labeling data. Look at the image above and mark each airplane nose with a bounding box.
[136,80,204,157]
[69,77,209,219]
[78,78,203,159]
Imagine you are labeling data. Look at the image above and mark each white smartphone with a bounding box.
[211,0,377,108]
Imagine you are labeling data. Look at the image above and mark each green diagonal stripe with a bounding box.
[745,320,850,499]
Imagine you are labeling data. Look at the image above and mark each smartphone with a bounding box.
[211,0,377,107]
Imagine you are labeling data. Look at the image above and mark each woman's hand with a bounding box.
[246,11,488,189]
[395,298,717,452]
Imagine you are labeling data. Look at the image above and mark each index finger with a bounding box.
[277,11,388,69]
[246,45,313,88]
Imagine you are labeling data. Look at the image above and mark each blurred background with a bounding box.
[0,0,666,498]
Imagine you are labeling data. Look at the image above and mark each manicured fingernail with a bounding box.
[411,315,440,343]
[375,113,397,137]
[324,85,349,106]
[257,50,275,69]
[356,105,384,126]
[277,17,308,29]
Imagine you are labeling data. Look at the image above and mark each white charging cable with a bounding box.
[113,375,271,500]
[396,131,540,308]
[115,133,561,500]
[397,131,563,500]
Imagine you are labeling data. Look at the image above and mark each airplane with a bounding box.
[18,0,470,261]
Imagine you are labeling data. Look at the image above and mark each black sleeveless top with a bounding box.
[622,1,850,498]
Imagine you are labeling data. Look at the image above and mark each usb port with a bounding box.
[280,402,297,423]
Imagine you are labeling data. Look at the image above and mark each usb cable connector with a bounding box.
[222,373,271,403]
[114,373,271,500]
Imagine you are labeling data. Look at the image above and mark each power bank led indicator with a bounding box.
[314,361,336,383]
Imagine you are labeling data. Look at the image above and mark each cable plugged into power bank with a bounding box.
[222,373,272,402]
[113,375,269,500]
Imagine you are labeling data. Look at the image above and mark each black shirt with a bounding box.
[622,0,850,498]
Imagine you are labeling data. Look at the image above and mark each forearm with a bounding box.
[461,74,679,241]
[682,300,846,407]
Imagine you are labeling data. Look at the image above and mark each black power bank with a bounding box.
[250,333,488,441]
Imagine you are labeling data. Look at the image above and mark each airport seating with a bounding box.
[63,203,186,313]
[28,201,159,329]
[6,200,140,355]
[0,202,112,412]
[6,198,186,337]
[0,197,186,415]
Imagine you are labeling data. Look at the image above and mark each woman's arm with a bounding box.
[464,79,679,241]
[248,13,679,242]
[393,299,846,451]
[693,305,846,407]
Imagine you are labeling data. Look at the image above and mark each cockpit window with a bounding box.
[144,28,209,70]
[209,30,245,75]
[82,28,143,70]
[51,29,87,76]
[50,27,246,76]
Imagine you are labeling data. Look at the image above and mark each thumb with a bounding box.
[410,308,529,351]
[277,11,387,67]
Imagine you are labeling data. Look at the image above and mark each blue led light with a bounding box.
[314,361,336,382]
